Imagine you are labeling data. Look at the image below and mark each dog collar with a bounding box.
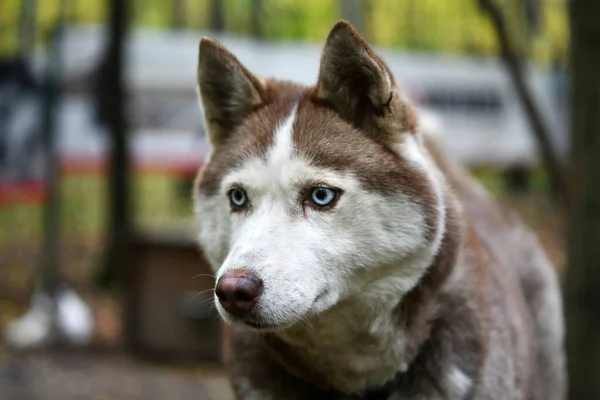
[349,370,406,399]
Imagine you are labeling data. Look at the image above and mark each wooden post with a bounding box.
[38,25,63,296]
[95,0,131,288]
[564,0,600,398]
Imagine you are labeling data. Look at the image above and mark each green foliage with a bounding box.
[259,0,338,41]
[366,0,499,54]
[0,0,20,56]
[0,0,568,64]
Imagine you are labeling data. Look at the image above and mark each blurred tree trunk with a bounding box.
[95,0,131,287]
[404,0,417,49]
[210,0,224,32]
[250,0,262,39]
[38,26,62,295]
[479,0,568,206]
[340,0,364,36]
[565,0,600,398]
[171,0,186,29]
[18,0,37,56]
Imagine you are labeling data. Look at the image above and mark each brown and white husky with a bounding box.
[193,21,566,400]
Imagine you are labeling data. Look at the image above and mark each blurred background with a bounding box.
[0,0,597,399]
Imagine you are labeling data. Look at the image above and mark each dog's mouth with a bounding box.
[227,289,328,332]
[224,312,298,332]
[240,317,290,331]
[312,288,329,305]
[216,286,333,332]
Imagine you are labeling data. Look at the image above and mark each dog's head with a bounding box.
[194,21,447,331]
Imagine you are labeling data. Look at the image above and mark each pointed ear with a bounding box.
[197,37,265,146]
[315,21,416,140]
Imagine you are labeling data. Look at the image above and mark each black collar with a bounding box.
[348,369,406,400]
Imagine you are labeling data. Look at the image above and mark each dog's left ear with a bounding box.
[315,21,416,140]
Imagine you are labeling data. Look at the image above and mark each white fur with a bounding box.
[360,48,393,104]
[234,378,273,400]
[400,133,447,254]
[387,366,471,400]
[194,102,449,393]
[445,366,472,398]
[268,104,296,164]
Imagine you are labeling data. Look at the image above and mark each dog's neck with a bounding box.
[269,274,422,393]
[263,196,463,395]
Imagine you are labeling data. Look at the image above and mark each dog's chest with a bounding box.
[279,306,409,394]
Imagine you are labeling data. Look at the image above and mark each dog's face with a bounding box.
[194,22,446,331]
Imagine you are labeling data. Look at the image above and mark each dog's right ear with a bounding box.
[315,21,417,142]
[197,38,265,146]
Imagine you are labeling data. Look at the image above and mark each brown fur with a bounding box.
[195,79,304,195]
[293,100,439,238]
[195,20,565,400]
[314,21,416,141]
[198,37,265,146]
[223,144,562,399]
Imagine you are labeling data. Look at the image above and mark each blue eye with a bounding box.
[229,188,247,208]
[310,187,337,207]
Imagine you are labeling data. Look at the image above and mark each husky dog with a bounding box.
[193,21,565,400]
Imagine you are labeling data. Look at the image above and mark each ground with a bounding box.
[0,347,233,399]
[0,168,565,399]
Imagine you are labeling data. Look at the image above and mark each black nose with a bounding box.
[215,270,263,318]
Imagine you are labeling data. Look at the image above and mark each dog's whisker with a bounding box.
[196,287,215,296]
[191,273,217,281]
[199,296,216,307]
[184,288,215,307]
[300,315,315,331]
